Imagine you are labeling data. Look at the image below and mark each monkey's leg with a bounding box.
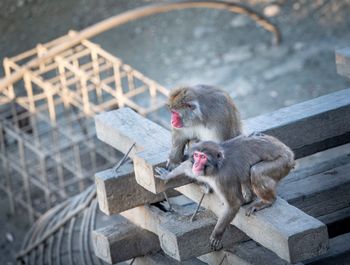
[210,203,240,250]
[246,197,275,217]
[246,160,280,216]
[241,181,254,205]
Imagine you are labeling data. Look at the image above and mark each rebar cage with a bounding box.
[0,31,169,222]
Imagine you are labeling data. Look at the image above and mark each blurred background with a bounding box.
[1,0,350,264]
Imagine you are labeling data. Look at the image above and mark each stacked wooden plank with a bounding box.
[90,49,350,265]
[91,86,350,264]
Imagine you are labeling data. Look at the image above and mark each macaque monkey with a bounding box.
[156,134,295,249]
[167,85,242,170]
[167,85,243,197]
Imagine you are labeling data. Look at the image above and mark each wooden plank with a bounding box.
[133,149,191,193]
[92,215,160,264]
[95,107,190,193]
[175,184,328,263]
[336,48,350,79]
[200,197,350,265]
[283,143,350,185]
[305,233,350,265]
[95,163,179,215]
[318,207,350,238]
[133,252,208,265]
[94,107,171,158]
[199,233,350,265]
[244,88,350,159]
[279,163,350,217]
[121,202,248,261]
[93,91,350,262]
[199,240,302,265]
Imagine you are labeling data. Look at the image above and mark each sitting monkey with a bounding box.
[166,85,257,201]
[156,133,295,249]
[167,85,242,169]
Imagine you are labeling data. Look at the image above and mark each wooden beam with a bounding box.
[95,107,190,194]
[279,163,350,217]
[199,240,303,265]
[319,207,350,238]
[95,164,179,215]
[305,233,350,265]
[94,107,170,158]
[121,202,248,261]
[336,48,350,79]
[244,88,350,159]
[199,233,350,265]
[94,91,350,262]
[92,215,159,264]
[176,184,328,263]
[132,252,208,265]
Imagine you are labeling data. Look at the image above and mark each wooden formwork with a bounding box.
[0,33,169,222]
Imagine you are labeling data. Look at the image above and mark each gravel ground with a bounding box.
[1,0,350,264]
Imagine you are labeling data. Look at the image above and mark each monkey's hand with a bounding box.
[155,167,171,183]
[166,159,180,171]
[210,231,223,251]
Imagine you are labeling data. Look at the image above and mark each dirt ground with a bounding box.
[1,0,350,264]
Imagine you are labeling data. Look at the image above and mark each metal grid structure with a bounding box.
[0,33,169,222]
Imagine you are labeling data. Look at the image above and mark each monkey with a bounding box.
[167,85,246,198]
[167,85,242,168]
[155,133,295,249]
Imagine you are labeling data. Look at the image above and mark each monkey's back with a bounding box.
[192,85,242,139]
[220,134,294,179]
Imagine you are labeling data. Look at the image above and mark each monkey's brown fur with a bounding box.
[156,134,295,249]
[167,85,242,169]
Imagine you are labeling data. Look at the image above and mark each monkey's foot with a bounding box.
[210,234,223,251]
[155,167,170,182]
[245,201,273,216]
[245,206,257,216]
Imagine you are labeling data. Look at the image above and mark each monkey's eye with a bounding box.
[186,103,196,110]
[194,153,198,157]
[200,154,205,159]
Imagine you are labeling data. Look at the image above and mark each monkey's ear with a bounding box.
[216,151,225,169]
[217,151,224,160]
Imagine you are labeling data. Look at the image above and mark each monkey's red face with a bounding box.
[192,151,207,175]
[171,110,183,128]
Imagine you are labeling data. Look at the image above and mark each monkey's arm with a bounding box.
[210,202,240,250]
[155,160,193,183]
[168,130,188,170]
